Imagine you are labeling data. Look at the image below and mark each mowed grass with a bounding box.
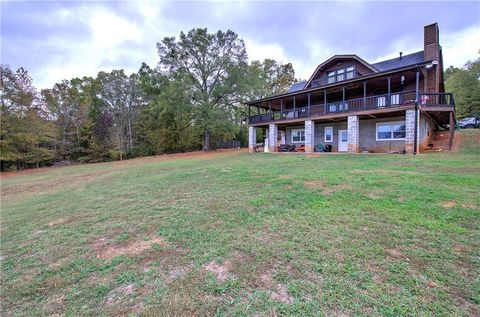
[1,131,479,317]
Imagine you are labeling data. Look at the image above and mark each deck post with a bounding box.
[307,93,311,116]
[347,115,359,153]
[280,99,283,113]
[363,81,367,109]
[387,76,391,106]
[293,96,296,117]
[324,90,327,113]
[248,105,251,119]
[449,111,455,150]
[268,123,278,152]
[342,87,346,110]
[415,70,420,103]
[248,126,256,153]
[305,120,315,153]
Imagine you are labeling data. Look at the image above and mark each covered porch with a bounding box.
[249,108,425,154]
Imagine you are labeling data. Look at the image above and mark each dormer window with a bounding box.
[326,66,356,84]
[346,66,355,79]
[327,71,335,84]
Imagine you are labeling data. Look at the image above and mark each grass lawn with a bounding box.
[1,130,479,316]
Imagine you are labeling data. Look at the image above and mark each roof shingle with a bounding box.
[371,51,425,72]
[288,81,306,93]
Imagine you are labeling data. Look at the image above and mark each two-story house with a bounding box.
[246,23,455,154]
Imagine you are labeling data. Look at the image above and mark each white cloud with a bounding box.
[442,25,480,68]
[244,38,289,63]
[33,3,171,88]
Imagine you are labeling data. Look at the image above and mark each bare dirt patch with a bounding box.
[93,237,166,260]
[460,203,477,209]
[304,180,326,189]
[106,284,135,306]
[259,272,274,288]
[426,131,463,152]
[164,262,195,284]
[385,248,404,258]
[48,218,67,227]
[441,200,457,208]
[257,270,294,305]
[203,260,232,282]
[270,283,294,305]
[304,180,351,195]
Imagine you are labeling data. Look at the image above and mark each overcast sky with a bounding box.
[1,1,479,89]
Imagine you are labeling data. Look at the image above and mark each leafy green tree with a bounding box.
[156,28,248,150]
[445,58,480,118]
[242,59,297,100]
[96,70,145,158]
[137,63,198,153]
[0,66,54,170]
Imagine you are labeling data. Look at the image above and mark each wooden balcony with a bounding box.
[248,91,454,125]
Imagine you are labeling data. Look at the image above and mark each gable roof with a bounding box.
[304,54,378,89]
[288,81,307,93]
[371,51,425,72]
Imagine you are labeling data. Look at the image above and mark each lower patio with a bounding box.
[249,108,447,154]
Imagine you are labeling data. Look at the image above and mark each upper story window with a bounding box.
[327,66,356,84]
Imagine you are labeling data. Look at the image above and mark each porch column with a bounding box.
[268,123,278,152]
[293,96,296,118]
[415,70,420,103]
[387,76,391,106]
[347,115,359,153]
[448,111,455,151]
[363,81,367,109]
[248,126,256,153]
[305,120,315,153]
[405,109,417,154]
[324,90,327,113]
[307,93,311,116]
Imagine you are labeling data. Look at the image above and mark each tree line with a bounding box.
[0,28,297,171]
[445,58,480,119]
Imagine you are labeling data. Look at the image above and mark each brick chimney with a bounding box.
[423,23,441,92]
[424,23,439,62]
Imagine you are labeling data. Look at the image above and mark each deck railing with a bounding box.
[248,90,454,124]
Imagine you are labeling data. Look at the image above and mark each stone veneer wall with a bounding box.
[347,116,359,153]
[268,123,278,152]
[304,120,315,153]
[405,109,417,154]
[248,126,256,153]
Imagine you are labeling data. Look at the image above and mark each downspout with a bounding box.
[414,68,420,155]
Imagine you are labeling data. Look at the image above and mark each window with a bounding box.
[291,129,305,143]
[346,66,355,79]
[376,122,406,141]
[336,68,345,81]
[327,71,335,84]
[325,126,333,142]
[327,66,356,84]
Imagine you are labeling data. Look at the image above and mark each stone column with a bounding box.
[305,120,315,153]
[405,109,416,154]
[347,115,359,153]
[268,123,278,152]
[248,126,256,153]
